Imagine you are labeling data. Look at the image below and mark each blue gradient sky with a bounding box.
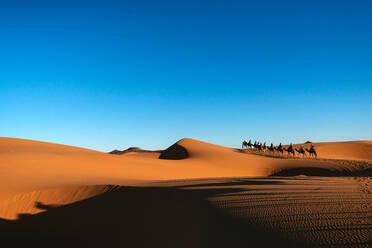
[1,0,372,151]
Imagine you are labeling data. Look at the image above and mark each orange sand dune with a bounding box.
[304,141,372,160]
[0,185,114,220]
[0,137,371,247]
[0,137,371,200]
[1,178,370,248]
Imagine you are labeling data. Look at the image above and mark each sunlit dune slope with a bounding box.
[0,137,371,199]
[0,137,164,199]
[303,141,372,160]
[175,138,370,174]
[0,185,114,220]
[1,137,370,246]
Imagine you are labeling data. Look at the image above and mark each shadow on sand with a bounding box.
[0,183,310,248]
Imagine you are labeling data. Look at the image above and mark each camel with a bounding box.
[305,145,317,158]
[256,142,263,152]
[275,143,284,156]
[295,146,306,158]
[262,142,267,152]
[267,143,275,154]
[283,143,295,158]
[242,139,253,149]
[247,139,252,148]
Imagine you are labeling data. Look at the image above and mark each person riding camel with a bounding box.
[310,144,315,152]
[288,143,293,151]
[305,144,317,158]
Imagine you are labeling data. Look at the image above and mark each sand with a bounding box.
[0,137,371,247]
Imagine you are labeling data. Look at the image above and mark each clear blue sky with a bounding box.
[1,0,371,151]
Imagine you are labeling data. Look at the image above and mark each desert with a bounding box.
[2,1,371,247]
[0,137,370,247]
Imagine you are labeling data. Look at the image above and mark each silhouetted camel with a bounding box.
[295,146,306,158]
[275,143,284,156]
[256,142,262,152]
[242,140,248,149]
[267,143,275,154]
[247,139,252,148]
[262,142,267,152]
[240,139,318,159]
[283,143,295,157]
[305,145,317,158]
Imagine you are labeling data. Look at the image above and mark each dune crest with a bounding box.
[0,137,371,247]
[0,137,371,202]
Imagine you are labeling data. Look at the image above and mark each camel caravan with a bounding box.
[241,140,317,159]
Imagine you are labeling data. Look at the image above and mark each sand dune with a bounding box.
[0,178,370,248]
[304,141,372,160]
[0,137,371,247]
[0,137,370,199]
[109,146,161,155]
[0,185,114,220]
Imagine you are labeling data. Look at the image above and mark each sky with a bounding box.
[1,0,372,152]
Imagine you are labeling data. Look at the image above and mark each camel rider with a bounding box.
[278,143,282,149]
[288,143,293,151]
[299,145,304,152]
[310,144,315,152]
[242,140,247,148]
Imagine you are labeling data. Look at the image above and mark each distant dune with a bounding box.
[0,137,371,247]
[302,140,372,160]
[0,137,371,198]
[109,147,161,155]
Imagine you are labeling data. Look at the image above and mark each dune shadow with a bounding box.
[0,184,307,248]
[271,166,372,177]
[271,167,343,176]
[159,143,189,160]
[172,179,285,189]
[35,201,62,210]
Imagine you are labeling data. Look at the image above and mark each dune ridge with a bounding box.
[0,137,370,216]
[0,137,371,217]
[0,137,371,247]
[109,147,161,155]
[0,137,371,197]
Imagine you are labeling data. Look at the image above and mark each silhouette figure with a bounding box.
[242,139,254,149]
[275,143,284,156]
[295,146,306,158]
[262,142,267,152]
[283,143,295,157]
[305,144,317,158]
[247,139,252,148]
[257,142,262,152]
[268,143,275,154]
